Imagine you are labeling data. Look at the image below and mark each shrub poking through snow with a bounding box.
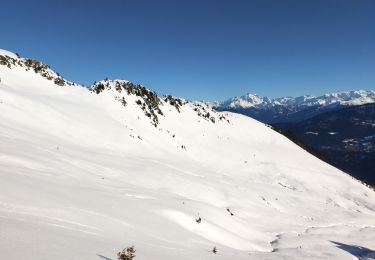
[226,208,234,216]
[117,246,136,260]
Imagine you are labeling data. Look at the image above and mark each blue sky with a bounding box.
[1,0,374,100]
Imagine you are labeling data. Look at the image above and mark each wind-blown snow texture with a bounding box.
[1,49,375,260]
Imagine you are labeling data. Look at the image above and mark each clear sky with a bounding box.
[1,0,374,100]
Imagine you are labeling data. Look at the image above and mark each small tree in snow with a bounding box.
[117,246,136,260]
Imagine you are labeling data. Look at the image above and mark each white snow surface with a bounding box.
[0,49,19,59]
[1,49,375,260]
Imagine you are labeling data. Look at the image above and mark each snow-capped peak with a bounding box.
[217,90,375,110]
[220,93,265,109]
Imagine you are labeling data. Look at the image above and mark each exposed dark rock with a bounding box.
[0,54,70,87]
[91,80,165,127]
[54,78,65,86]
[163,95,184,112]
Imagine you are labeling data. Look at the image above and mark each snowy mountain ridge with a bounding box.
[214,90,375,124]
[0,49,76,87]
[0,49,225,127]
[1,49,375,260]
[217,90,375,110]
[90,79,227,127]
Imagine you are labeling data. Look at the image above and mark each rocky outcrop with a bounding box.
[0,53,73,87]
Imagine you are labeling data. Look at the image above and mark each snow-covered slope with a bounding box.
[1,49,375,260]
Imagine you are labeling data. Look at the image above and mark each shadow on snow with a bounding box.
[331,241,375,259]
[97,254,113,260]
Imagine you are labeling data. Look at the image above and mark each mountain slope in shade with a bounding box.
[1,49,375,260]
[273,103,375,186]
[215,91,375,124]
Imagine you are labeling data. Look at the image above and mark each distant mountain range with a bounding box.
[214,91,375,124]
[214,91,375,186]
